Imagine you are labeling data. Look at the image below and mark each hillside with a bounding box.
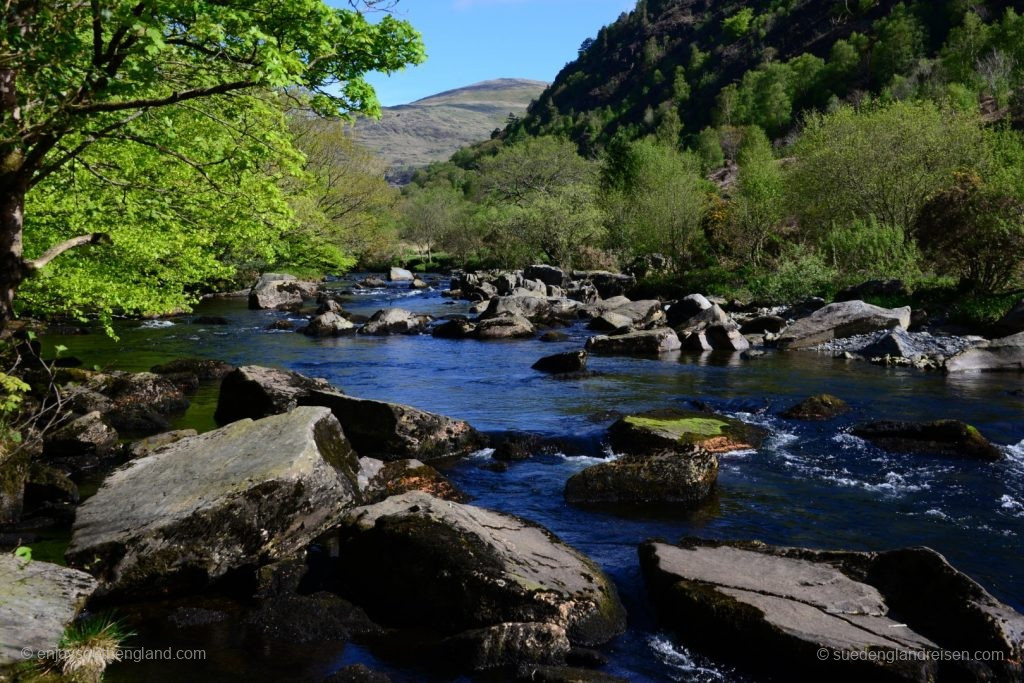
[353,78,547,182]
[510,0,1023,150]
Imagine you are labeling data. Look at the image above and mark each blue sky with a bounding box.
[350,0,636,106]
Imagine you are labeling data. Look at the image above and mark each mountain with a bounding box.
[353,78,547,182]
[509,0,1023,150]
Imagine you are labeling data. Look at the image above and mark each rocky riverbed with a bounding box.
[1,269,1022,682]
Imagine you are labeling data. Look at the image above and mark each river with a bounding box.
[44,275,1024,682]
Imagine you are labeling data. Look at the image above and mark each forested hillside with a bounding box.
[511,0,1024,148]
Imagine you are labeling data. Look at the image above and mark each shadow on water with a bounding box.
[43,275,1024,682]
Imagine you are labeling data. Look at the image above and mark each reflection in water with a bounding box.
[45,276,1024,683]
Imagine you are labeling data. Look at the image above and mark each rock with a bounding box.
[411,277,428,289]
[66,407,360,599]
[389,267,414,282]
[495,272,519,295]
[267,319,294,331]
[521,279,547,295]
[0,555,98,667]
[860,328,933,361]
[440,622,571,670]
[215,366,481,462]
[777,300,912,350]
[739,315,787,335]
[359,276,387,288]
[315,298,343,315]
[515,665,628,683]
[193,315,229,325]
[24,461,79,509]
[639,539,1024,682]
[703,323,750,352]
[0,447,29,524]
[580,296,631,318]
[850,420,1003,462]
[588,311,633,332]
[304,312,357,337]
[565,282,599,304]
[565,446,717,507]
[533,351,588,375]
[835,279,911,302]
[608,299,663,327]
[360,308,431,335]
[481,295,552,323]
[524,265,566,287]
[474,313,535,340]
[945,332,1024,373]
[358,457,467,503]
[43,410,119,460]
[666,294,712,328]
[671,303,731,337]
[574,271,634,299]
[781,394,850,421]
[151,357,235,381]
[608,409,764,455]
[249,274,313,310]
[585,328,681,356]
[780,296,827,320]
[214,365,343,425]
[89,371,190,435]
[324,664,392,683]
[333,492,626,649]
[125,429,198,459]
[995,299,1024,336]
[539,331,570,343]
[432,316,477,339]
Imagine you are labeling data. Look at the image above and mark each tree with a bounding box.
[787,100,984,237]
[478,137,596,206]
[732,127,784,264]
[0,0,424,324]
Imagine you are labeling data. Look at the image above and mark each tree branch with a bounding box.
[25,233,112,273]
[67,80,257,115]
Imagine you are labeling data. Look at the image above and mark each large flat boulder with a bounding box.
[333,492,626,661]
[215,365,482,462]
[66,407,360,599]
[585,328,681,356]
[608,409,764,455]
[0,555,98,666]
[359,308,431,336]
[777,300,911,350]
[249,274,315,310]
[639,540,1024,682]
[945,332,1024,373]
[565,446,717,507]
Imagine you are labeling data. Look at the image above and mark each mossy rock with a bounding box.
[781,394,850,421]
[565,447,717,507]
[608,409,765,455]
[850,420,1003,462]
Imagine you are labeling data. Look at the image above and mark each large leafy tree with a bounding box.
[0,0,424,324]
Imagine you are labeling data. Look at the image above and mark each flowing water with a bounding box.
[44,276,1024,682]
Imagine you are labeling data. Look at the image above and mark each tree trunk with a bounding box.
[0,179,26,327]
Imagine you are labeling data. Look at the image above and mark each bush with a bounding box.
[748,244,838,303]
[723,8,755,39]
[820,217,922,287]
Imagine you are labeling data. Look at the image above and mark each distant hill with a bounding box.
[353,78,547,182]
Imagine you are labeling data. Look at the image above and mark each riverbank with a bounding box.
[2,271,1023,682]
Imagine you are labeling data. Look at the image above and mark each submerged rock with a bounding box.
[66,407,360,599]
[532,350,588,375]
[777,300,911,350]
[539,330,570,343]
[639,539,1024,682]
[124,429,198,459]
[850,420,1003,462]
[0,555,98,667]
[781,394,850,421]
[608,409,764,455]
[585,328,681,356]
[565,446,717,507]
[334,492,626,658]
[945,332,1024,373]
[151,357,235,381]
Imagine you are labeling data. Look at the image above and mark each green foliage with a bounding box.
[748,243,838,303]
[787,100,983,237]
[723,8,756,39]
[820,217,922,286]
